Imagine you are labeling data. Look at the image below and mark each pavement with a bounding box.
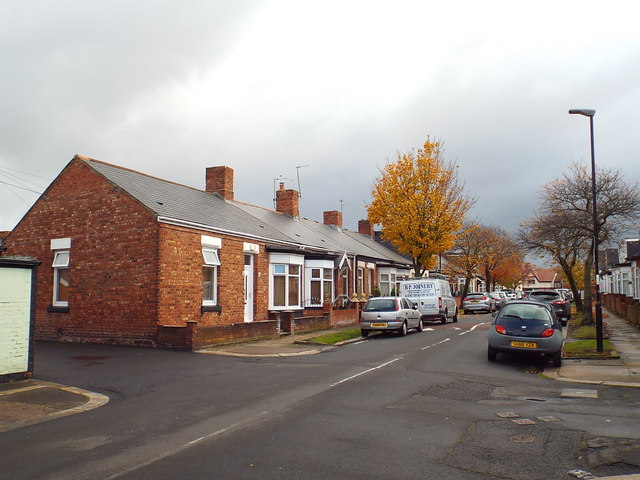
[1,308,639,478]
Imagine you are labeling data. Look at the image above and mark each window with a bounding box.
[357,268,364,295]
[202,247,220,305]
[52,250,70,306]
[379,272,397,296]
[272,264,301,308]
[309,267,333,306]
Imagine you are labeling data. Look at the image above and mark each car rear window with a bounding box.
[466,293,485,298]
[496,304,553,335]
[529,292,560,301]
[364,299,398,312]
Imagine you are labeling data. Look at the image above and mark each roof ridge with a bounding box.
[76,154,207,196]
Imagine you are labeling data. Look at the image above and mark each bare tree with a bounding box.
[529,163,640,324]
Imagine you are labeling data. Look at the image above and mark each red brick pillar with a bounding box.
[185,321,198,351]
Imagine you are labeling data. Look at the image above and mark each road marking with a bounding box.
[330,357,402,387]
[561,388,598,399]
[421,338,451,350]
[458,322,488,335]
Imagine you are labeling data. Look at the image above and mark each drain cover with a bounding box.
[511,434,536,443]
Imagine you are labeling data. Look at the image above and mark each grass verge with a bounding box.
[304,327,363,345]
[564,339,615,357]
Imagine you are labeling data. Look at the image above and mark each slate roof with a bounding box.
[80,156,409,266]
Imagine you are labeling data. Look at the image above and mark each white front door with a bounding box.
[243,254,254,322]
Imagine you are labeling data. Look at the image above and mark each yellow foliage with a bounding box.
[367,139,474,275]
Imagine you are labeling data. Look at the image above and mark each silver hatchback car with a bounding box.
[487,300,563,366]
[360,297,422,337]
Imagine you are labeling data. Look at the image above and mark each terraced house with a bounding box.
[1,155,410,349]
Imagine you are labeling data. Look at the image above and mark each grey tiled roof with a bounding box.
[81,156,409,266]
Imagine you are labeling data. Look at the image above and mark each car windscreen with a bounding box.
[497,304,553,335]
[364,299,397,312]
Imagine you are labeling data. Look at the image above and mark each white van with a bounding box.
[399,278,458,324]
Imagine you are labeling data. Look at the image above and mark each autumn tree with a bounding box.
[477,226,522,291]
[445,221,482,298]
[525,163,640,325]
[368,139,475,277]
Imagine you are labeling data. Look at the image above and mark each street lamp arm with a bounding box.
[569,109,596,117]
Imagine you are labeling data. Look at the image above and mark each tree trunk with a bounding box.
[484,264,492,293]
[557,259,583,313]
[460,276,471,300]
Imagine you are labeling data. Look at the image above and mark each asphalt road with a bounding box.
[2,314,640,479]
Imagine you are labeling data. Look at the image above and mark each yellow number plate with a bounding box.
[511,341,537,348]
[371,323,388,328]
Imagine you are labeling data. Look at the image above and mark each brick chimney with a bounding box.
[206,166,234,201]
[275,183,299,217]
[358,219,374,237]
[323,210,342,229]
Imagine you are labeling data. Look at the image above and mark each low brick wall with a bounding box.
[328,307,360,328]
[602,294,640,328]
[157,320,279,350]
[292,316,330,333]
[157,325,188,349]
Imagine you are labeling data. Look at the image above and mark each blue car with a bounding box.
[487,300,563,367]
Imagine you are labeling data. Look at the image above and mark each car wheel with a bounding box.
[464,310,469,315]
[452,308,458,323]
[487,346,497,362]
[416,318,424,332]
[441,310,447,324]
[361,329,369,338]
[552,350,562,368]
[399,321,408,336]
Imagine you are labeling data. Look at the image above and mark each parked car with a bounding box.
[462,292,496,314]
[556,288,574,302]
[360,296,422,337]
[503,290,518,300]
[527,289,571,324]
[490,291,509,309]
[487,300,564,366]
[399,278,458,324]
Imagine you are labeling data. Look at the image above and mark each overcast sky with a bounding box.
[1,1,639,237]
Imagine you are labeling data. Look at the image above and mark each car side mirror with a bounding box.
[491,312,497,318]
[412,303,418,310]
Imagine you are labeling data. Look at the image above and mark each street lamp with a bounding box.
[569,108,603,352]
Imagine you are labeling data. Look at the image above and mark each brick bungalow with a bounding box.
[1,155,410,349]
[523,268,562,292]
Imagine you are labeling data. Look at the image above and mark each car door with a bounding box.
[403,298,419,327]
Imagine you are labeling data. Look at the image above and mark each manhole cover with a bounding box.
[511,434,536,443]
[512,418,537,425]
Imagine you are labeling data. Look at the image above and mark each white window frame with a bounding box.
[269,254,304,310]
[202,245,221,306]
[305,260,334,307]
[52,250,70,307]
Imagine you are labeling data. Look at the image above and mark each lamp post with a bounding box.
[569,108,603,352]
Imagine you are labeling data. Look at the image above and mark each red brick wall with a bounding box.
[157,223,270,327]
[2,157,159,345]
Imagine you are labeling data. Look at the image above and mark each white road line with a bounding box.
[458,322,488,335]
[330,357,402,387]
[421,338,451,350]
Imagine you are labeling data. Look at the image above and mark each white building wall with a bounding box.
[0,267,32,376]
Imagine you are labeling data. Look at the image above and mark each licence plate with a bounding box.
[371,323,388,328]
[510,341,537,348]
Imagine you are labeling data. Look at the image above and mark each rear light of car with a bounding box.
[541,328,555,338]
[495,325,507,335]
[481,296,487,301]
[552,300,566,305]
[439,297,443,309]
